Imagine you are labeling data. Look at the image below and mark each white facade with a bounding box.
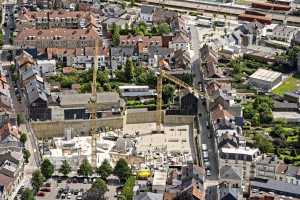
[36,60,57,77]
[169,41,189,51]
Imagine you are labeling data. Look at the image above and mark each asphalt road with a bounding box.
[189,19,219,181]
[1,3,15,61]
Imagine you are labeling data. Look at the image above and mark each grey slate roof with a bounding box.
[220,165,241,180]
[251,179,300,197]
[21,68,40,82]
[111,47,137,57]
[148,47,173,58]
[141,5,156,15]
[25,79,48,104]
[286,165,299,177]
[134,192,163,200]
[239,22,263,35]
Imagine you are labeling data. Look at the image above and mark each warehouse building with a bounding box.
[248,68,283,91]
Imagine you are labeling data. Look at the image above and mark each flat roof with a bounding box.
[251,179,300,196]
[119,85,150,90]
[60,92,121,107]
[121,91,156,97]
[249,68,282,83]
[221,147,259,156]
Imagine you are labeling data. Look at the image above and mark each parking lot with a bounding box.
[35,179,92,200]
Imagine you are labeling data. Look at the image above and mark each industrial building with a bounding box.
[248,68,283,91]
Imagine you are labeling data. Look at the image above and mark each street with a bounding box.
[188,15,220,200]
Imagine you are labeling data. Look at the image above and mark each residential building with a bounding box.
[66,47,109,69]
[17,9,92,31]
[275,163,288,182]
[140,5,156,22]
[36,59,57,77]
[15,27,100,49]
[148,47,174,68]
[255,155,280,180]
[248,68,283,91]
[286,165,300,185]
[271,25,298,43]
[199,45,224,79]
[169,32,190,51]
[178,164,205,200]
[25,78,51,121]
[110,47,138,70]
[250,179,300,198]
[134,192,163,200]
[218,165,243,200]
[292,31,300,46]
[119,35,163,47]
[152,8,178,24]
[230,22,263,47]
[0,151,24,200]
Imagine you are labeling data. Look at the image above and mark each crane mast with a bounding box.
[90,39,99,168]
[156,69,205,132]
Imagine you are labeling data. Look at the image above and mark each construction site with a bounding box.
[33,39,202,169]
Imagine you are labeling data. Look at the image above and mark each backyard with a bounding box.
[272,74,300,96]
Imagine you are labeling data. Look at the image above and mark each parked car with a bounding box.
[206,170,211,176]
[37,192,45,197]
[203,151,208,159]
[202,144,208,151]
[40,188,51,192]
[206,121,210,129]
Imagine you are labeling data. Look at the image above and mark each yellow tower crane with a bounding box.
[156,69,205,132]
[89,39,100,168]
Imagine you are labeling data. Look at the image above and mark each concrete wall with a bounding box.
[31,116,123,138]
[126,110,163,124]
[32,111,195,139]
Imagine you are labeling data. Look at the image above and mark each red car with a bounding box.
[37,192,45,197]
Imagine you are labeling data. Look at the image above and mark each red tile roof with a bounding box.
[211,104,233,123]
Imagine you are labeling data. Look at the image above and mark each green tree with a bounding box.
[157,23,171,34]
[20,133,27,145]
[59,160,72,176]
[124,59,135,81]
[23,149,31,163]
[130,0,135,7]
[84,178,107,200]
[97,69,110,85]
[113,158,131,183]
[254,133,274,153]
[41,159,54,179]
[121,176,136,200]
[96,159,112,180]
[162,84,175,104]
[75,3,80,11]
[31,170,45,193]
[251,113,260,127]
[112,23,120,46]
[78,159,93,176]
[17,114,24,125]
[243,103,255,119]
[21,188,35,200]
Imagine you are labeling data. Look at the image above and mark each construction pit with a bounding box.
[37,112,198,169]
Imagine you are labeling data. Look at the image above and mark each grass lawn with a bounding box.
[287,135,298,143]
[272,74,300,96]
